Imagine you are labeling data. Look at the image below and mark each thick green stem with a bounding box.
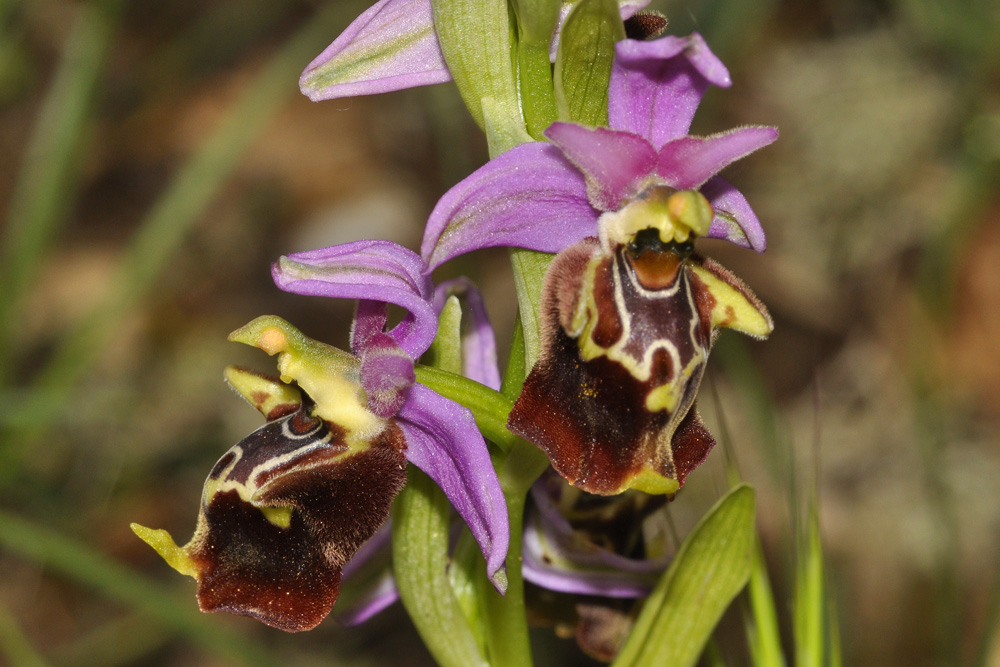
[478,487,531,666]
[477,437,549,667]
[469,308,550,666]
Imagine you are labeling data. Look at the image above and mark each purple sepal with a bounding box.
[421,142,596,270]
[433,278,502,390]
[610,33,731,147]
[338,574,400,626]
[521,481,670,598]
[544,123,656,212]
[273,240,437,359]
[701,175,767,252]
[396,383,509,588]
[300,0,452,102]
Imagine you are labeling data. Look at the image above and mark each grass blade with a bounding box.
[0,601,49,667]
[1,1,359,461]
[0,0,125,377]
[0,510,276,665]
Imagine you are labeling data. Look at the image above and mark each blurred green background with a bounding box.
[1,0,998,665]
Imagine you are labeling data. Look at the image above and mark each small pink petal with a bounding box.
[545,123,656,212]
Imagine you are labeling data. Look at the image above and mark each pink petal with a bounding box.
[701,176,767,252]
[656,126,778,189]
[545,123,656,212]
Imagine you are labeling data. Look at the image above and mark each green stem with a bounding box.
[471,308,549,666]
[478,486,531,666]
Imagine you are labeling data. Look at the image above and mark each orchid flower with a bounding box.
[418,34,775,496]
[300,0,650,102]
[132,241,508,632]
[421,33,775,268]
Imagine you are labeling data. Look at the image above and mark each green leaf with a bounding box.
[553,0,624,127]
[613,484,757,667]
[510,0,561,138]
[794,511,825,667]
[432,0,525,154]
[392,468,489,667]
[447,530,489,653]
[0,601,48,667]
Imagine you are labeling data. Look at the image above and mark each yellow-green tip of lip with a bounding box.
[130,523,199,579]
[624,470,681,496]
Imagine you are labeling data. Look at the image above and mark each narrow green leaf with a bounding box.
[553,0,624,127]
[483,95,534,158]
[511,0,561,138]
[828,596,843,667]
[794,512,825,667]
[53,612,168,667]
[746,540,787,667]
[972,568,1000,667]
[447,530,489,657]
[392,468,489,667]
[432,0,525,153]
[613,484,756,667]
[500,315,526,401]
[0,601,49,667]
